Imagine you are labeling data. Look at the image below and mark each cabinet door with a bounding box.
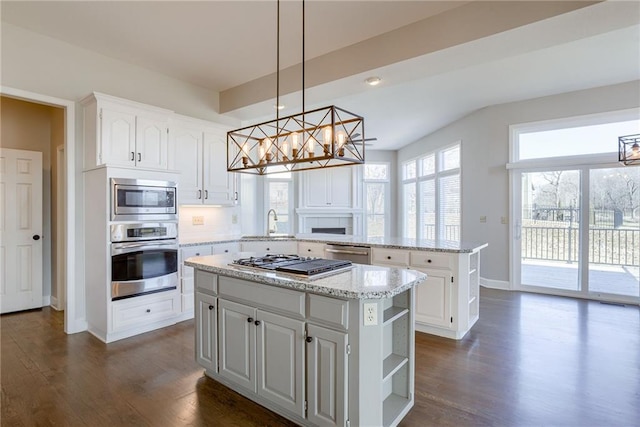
[306,324,347,427]
[414,268,452,328]
[100,107,136,167]
[256,310,305,417]
[136,115,168,170]
[169,124,203,204]
[328,166,352,207]
[218,299,256,392]
[304,169,329,207]
[196,292,217,372]
[203,129,236,206]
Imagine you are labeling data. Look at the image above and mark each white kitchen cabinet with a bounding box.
[179,244,213,320]
[82,93,170,170]
[212,241,241,255]
[297,241,326,258]
[196,292,217,373]
[169,117,238,206]
[301,167,354,208]
[240,240,297,255]
[218,296,305,416]
[412,268,452,328]
[306,324,347,427]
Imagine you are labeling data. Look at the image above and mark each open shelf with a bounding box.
[382,393,411,427]
[383,306,408,325]
[382,353,408,382]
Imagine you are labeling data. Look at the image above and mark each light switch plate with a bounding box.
[480,216,487,223]
[363,303,378,326]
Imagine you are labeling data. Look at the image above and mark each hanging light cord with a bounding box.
[276,0,280,124]
[302,0,305,113]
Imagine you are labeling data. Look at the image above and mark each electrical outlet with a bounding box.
[480,216,487,223]
[192,215,204,225]
[231,214,238,224]
[501,216,508,225]
[363,303,378,326]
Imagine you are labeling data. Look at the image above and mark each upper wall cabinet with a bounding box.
[82,92,171,170]
[169,116,238,206]
[300,166,360,209]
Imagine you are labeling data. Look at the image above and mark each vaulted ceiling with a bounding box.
[3,1,639,149]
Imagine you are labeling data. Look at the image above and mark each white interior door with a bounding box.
[0,148,43,313]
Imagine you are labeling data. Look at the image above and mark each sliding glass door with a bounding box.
[514,167,640,302]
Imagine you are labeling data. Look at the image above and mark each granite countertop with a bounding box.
[184,253,427,299]
[180,233,487,253]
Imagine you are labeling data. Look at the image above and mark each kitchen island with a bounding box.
[185,253,426,427]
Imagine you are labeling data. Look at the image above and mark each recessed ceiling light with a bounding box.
[365,76,381,86]
[274,104,285,110]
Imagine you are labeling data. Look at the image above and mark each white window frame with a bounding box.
[364,162,390,238]
[402,142,461,241]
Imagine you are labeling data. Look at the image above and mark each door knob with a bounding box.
[254,320,261,326]
[32,235,41,241]
[247,317,254,323]
[306,336,313,343]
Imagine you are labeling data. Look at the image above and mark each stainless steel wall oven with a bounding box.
[110,223,178,300]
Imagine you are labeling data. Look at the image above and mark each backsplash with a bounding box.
[179,206,241,240]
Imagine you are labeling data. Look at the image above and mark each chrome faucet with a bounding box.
[266,209,278,236]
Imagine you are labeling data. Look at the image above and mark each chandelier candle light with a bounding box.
[227,0,365,175]
[619,134,640,166]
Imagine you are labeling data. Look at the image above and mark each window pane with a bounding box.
[419,179,436,240]
[419,154,435,176]
[367,215,385,238]
[441,145,460,171]
[403,161,416,180]
[403,183,416,238]
[269,181,290,233]
[365,163,388,180]
[439,174,460,241]
[366,183,385,214]
[518,120,640,160]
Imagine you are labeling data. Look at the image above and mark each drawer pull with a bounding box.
[146,309,151,313]
[266,247,270,251]
[224,249,229,253]
[208,305,214,310]
[254,320,261,326]
[195,252,200,256]
[427,259,432,263]
[247,317,254,323]
[308,249,312,252]
[387,256,391,260]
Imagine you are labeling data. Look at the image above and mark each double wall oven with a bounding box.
[110,178,179,301]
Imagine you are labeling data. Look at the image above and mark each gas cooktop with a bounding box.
[232,254,352,277]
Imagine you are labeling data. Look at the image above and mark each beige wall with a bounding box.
[0,96,64,302]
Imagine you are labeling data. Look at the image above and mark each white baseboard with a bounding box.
[42,295,51,307]
[50,296,64,311]
[480,277,511,290]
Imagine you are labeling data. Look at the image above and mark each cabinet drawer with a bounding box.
[196,270,218,294]
[218,276,305,319]
[372,248,410,266]
[410,251,454,269]
[307,294,349,330]
[213,242,240,255]
[112,292,177,332]
[298,242,326,258]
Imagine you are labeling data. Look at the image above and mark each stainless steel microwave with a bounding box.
[111,178,177,221]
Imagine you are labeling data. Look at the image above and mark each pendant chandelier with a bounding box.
[619,134,640,166]
[227,0,365,175]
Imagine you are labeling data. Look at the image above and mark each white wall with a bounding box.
[398,80,640,283]
[179,206,241,242]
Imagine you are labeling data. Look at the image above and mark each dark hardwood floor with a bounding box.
[2,289,638,426]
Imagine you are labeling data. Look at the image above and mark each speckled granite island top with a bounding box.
[184,253,427,299]
[180,234,487,253]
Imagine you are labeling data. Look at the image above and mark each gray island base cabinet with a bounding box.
[187,257,426,427]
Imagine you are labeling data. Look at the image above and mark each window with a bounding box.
[402,143,461,241]
[364,163,390,238]
[265,172,293,234]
